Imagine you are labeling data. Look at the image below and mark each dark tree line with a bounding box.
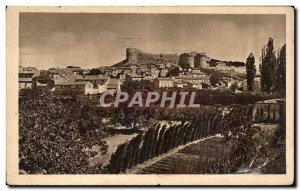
[104,105,253,174]
[276,44,286,95]
[259,38,286,94]
[245,38,286,94]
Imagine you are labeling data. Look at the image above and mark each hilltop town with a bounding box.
[19,48,258,95]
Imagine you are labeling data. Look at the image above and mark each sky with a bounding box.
[19,13,286,69]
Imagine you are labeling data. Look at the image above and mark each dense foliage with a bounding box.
[259,38,286,94]
[19,90,108,174]
[86,68,105,75]
[276,44,286,95]
[201,67,245,80]
[207,104,286,174]
[209,72,221,86]
[166,67,180,77]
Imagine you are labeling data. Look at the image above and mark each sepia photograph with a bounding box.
[6,6,294,185]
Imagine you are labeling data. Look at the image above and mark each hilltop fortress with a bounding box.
[113,48,245,74]
[125,48,208,69]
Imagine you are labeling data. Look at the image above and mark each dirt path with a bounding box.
[89,134,138,167]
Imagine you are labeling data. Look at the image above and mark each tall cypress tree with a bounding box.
[155,126,166,156]
[107,142,127,174]
[276,44,286,95]
[245,53,256,91]
[260,37,277,93]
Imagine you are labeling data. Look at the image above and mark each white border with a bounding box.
[7,4,294,188]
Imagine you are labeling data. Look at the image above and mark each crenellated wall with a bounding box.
[126,48,179,64]
[125,48,209,69]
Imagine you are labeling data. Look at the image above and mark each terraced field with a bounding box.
[127,136,238,174]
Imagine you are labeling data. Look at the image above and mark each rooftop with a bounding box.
[76,75,109,80]
[55,81,92,86]
[157,78,174,81]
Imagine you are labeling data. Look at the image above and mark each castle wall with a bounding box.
[126,48,210,69]
[126,48,179,64]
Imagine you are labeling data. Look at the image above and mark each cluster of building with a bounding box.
[153,71,210,89]
[18,48,260,95]
[18,66,121,94]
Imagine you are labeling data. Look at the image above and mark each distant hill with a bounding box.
[113,59,130,67]
[209,58,245,67]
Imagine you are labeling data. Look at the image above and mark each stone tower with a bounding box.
[179,53,195,68]
[195,53,207,68]
[126,48,141,63]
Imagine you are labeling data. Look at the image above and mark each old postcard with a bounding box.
[6,6,294,185]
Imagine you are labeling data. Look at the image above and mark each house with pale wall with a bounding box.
[54,81,94,95]
[19,66,39,89]
[154,78,175,88]
[175,75,209,84]
[75,75,109,88]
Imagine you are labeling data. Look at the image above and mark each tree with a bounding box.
[179,55,191,69]
[276,44,286,95]
[107,142,127,173]
[167,67,180,77]
[155,126,166,156]
[87,68,103,75]
[260,37,277,93]
[210,72,221,86]
[19,90,108,174]
[245,53,256,91]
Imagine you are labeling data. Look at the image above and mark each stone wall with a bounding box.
[126,48,179,64]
